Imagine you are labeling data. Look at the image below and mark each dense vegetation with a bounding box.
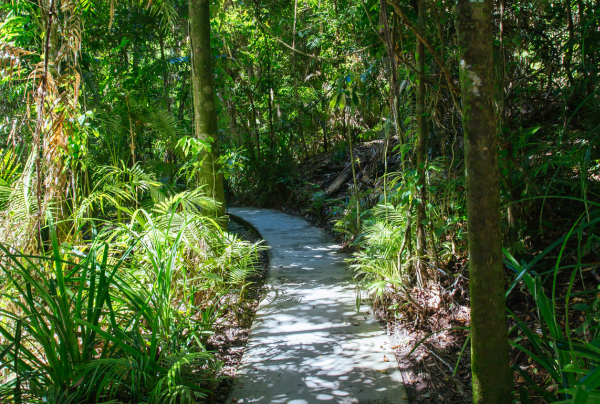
[1,0,599,402]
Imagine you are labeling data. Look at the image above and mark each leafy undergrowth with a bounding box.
[0,187,268,403]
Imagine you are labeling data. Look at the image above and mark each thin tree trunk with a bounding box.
[33,0,56,251]
[190,0,226,218]
[565,0,575,86]
[378,0,401,143]
[456,0,512,402]
[347,112,360,234]
[505,173,519,252]
[415,0,427,281]
[429,0,445,59]
[159,32,171,112]
[248,90,261,162]
[499,0,518,254]
[292,0,309,157]
[178,76,189,122]
[126,96,136,167]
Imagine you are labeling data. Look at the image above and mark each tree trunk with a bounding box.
[378,0,401,142]
[499,0,518,255]
[565,0,575,87]
[291,0,309,157]
[190,0,226,218]
[347,111,360,234]
[159,32,171,113]
[456,0,513,403]
[415,0,427,282]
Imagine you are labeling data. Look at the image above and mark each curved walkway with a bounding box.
[227,208,408,404]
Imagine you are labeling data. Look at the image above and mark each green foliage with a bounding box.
[505,209,600,403]
[1,0,600,399]
[0,199,263,402]
[350,203,410,302]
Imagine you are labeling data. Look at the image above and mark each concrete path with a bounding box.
[226,208,408,404]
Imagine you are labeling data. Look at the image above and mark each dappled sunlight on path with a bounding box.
[226,208,408,404]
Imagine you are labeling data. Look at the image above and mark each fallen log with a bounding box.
[314,164,347,174]
[325,164,351,195]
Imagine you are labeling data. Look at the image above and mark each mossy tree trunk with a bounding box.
[456,0,513,402]
[190,0,226,218]
[415,0,427,282]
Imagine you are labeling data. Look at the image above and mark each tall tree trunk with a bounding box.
[190,0,226,218]
[565,0,575,87]
[378,0,401,143]
[347,111,360,234]
[34,0,56,251]
[159,32,171,113]
[415,0,427,282]
[264,36,275,161]
[456,0,513,403]
[291,0,309,157]
[499,0,518,254]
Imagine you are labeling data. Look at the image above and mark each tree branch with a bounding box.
[255,20,380,61]
[359,0,459,94]
[388,0,460,94]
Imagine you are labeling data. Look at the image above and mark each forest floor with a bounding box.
[208,218,270,403]
[230,139,585,403]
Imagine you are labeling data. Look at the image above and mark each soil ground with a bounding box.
[208,219,269,403]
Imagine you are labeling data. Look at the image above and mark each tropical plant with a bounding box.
[505,208,600,403]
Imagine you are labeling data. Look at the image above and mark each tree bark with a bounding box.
[415,0,427,281]
[190,0,226,218]
[378,0,400,140]
[159,32,171,113]
[565,0,575,87]
[291,0,309,157]
[456,0,513,402]
[347,112,360,234]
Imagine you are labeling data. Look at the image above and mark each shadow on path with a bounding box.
[226,208,409,404]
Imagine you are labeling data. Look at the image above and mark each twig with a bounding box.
[256,20,380,61]
[424,261,449,276]
[400,284,423,310]
[431,355,467,397]
[423,344,453,372]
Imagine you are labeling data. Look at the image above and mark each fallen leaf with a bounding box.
[383,355,389,362]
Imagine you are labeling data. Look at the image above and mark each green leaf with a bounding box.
[339,94,346,110]
[573,303,589,311]
[573,385,590,404]
[330,94,338,109]
[373,101,380,117]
